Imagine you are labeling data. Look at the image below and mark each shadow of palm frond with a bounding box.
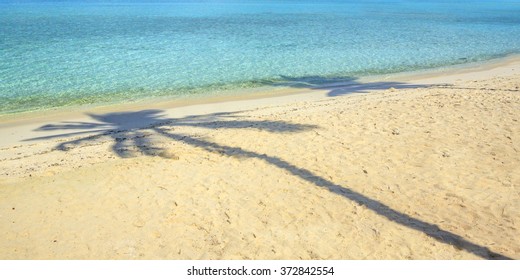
[260,75,430,97]
[27,109,317,158]
[26,107,511,260]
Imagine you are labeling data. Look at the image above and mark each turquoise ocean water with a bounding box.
[1,0,520,115]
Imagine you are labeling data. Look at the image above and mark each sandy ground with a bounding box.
[1,59,519,259]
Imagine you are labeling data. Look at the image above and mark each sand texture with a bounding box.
[1,64,519,259]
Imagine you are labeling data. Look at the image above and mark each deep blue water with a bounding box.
[1,0,520,115]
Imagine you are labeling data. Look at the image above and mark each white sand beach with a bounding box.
[1,58,519,259]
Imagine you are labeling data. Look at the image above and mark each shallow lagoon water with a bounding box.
[1,0,520,114]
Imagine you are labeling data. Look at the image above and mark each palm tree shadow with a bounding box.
[26,107,510,259]
[261,75,431,96]
[27,109,317,158]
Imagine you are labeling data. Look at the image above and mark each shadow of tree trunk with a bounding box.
[154,127,511,260]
